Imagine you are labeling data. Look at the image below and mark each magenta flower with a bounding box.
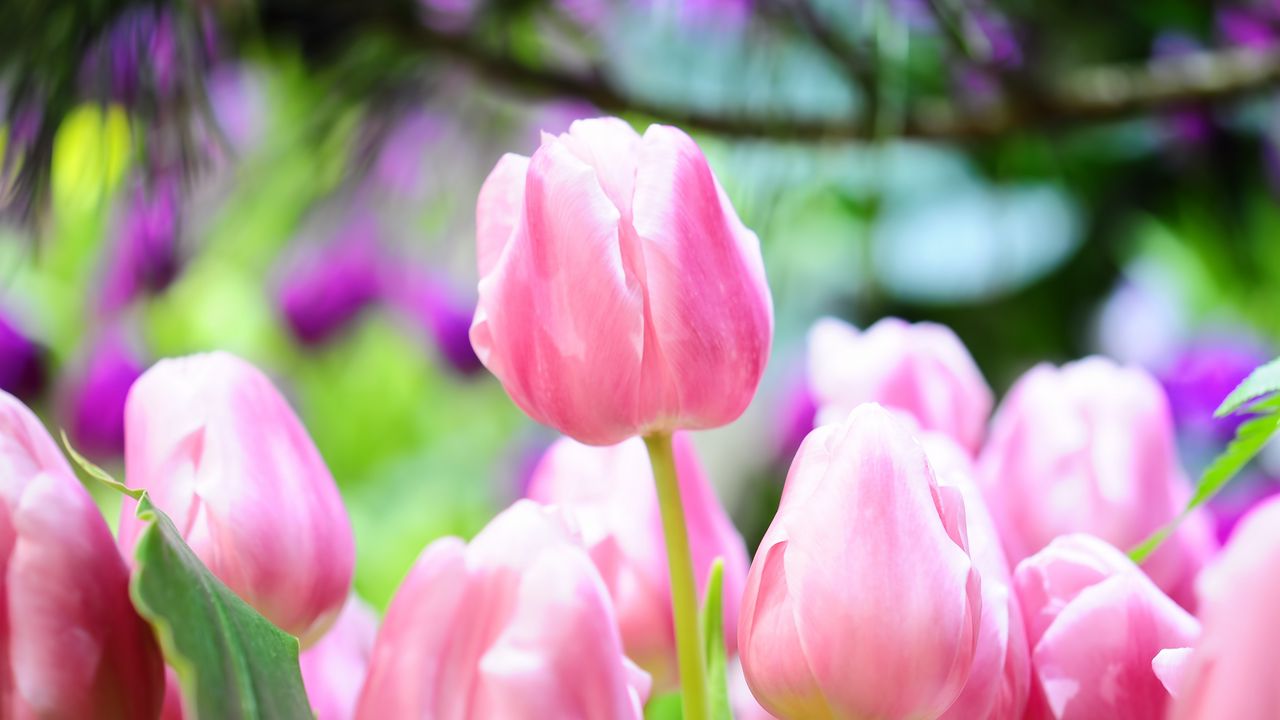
[0,311,47,402]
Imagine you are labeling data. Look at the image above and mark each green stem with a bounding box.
[644,432,709,720]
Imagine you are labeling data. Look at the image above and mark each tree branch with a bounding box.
[401,26,1280,143]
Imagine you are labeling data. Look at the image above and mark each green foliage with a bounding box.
[1216,357,1280,418]
[63,436,314,720]
[645,693,684,720]
[1131,377,1280,563]
[699,558,731,720]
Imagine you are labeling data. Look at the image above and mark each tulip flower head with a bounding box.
[0,390,164,718]
[471,117,773,445]
[739,403,981,719]
[978,357,1216,607]
[808,316,993,454]
[1170,496,1280,719]
[356,500,650,720]
[117,352,355,645]
[526,432,749,689]
[1014,534,1200,720]
[920,432,1031,720]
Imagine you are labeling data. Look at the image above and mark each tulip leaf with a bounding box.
[61,435,314,720]
[1215,356,1280,418]
[699,558,731,720]
[1131,394,1280,563]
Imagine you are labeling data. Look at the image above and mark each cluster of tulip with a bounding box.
[1,116,1274,720]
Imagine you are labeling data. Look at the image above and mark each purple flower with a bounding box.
[1219,7,1279,49]
[83,8,182,106]
[1159,335,1274,442]
[278,220,384,348]
[371,112,447,197]
[383,266,482,375]
[0,312,47,402]
[102,177,182,315]
[64,333,145,460]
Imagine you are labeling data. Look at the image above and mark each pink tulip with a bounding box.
[117,352,354,644]
[301,596,379,720]
[526,432,749,689]
[1170,496,1280,718]
[0,390,164,718]
[808,316,993,454]
[1013,534,1199,719]
[978,357,1216,608]
[739,403,981,719]
[355,500,649,719]
[729,658,777,720]
[919,432,1031,720]
[471,117,773,445]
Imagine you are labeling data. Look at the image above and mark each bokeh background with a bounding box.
[3,0,1279,608]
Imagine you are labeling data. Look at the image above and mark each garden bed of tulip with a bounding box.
[3,117,1277,720]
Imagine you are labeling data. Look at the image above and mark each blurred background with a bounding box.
[2,0,1279,608]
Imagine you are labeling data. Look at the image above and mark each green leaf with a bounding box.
[644,693,684,720]
[1131,396,1280,563]
[1216,356,1280,417]
[699,558,731,720]
[62,436,314,720]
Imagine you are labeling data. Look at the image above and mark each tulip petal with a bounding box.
[9,472,164,719]
[476,153,530,278]
[355,537,468,719]
[630,124,772,432]
[782,407,976,719]
[472,137,646,445]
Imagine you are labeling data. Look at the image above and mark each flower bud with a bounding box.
[1170,496,1280,719]
[808,317,992,453]
[1014,534,1199,719]
[0,390,164,718]
[471,117,773,445]
[355,500,649,719]
[978,357,1216,607]
[739,404,980,719]
[117,352,355,644]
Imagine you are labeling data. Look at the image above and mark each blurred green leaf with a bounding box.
[1131,395,1280,563]
[645,692,684,720]
[700,558,730,720]
[1216,357,1280,418]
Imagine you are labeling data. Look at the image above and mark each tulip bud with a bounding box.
[1170,496,1280,719]
[301,596,379,720]
[117,352,355,644]
[526,432,749,689]
[0,390,164,718]
[471,117,773,445]
[1013,534,1199,720]
[729,658,777,720]
[808,317,993,454]
[739,404,981,719]
[920,432,1031,720]
[978,357,1216,607]
[356,500,650,719]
